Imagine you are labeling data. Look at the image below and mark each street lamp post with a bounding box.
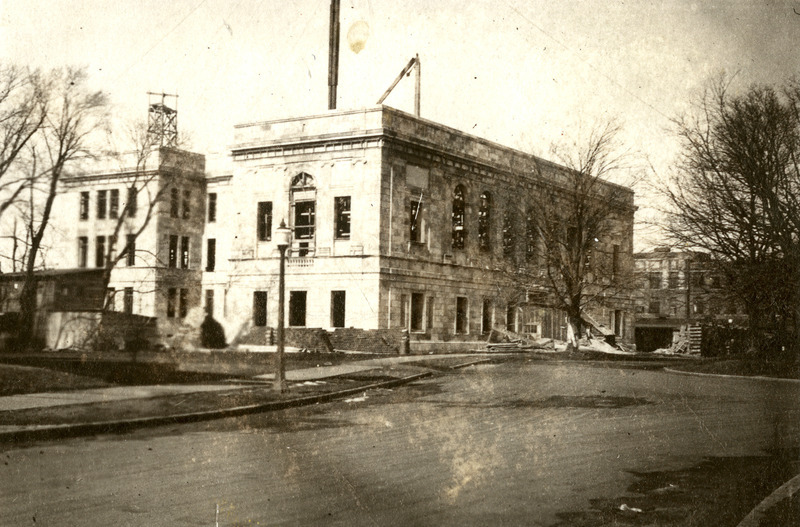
[274,220,291,393]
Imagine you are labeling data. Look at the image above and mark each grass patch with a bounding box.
[0,364,111,396]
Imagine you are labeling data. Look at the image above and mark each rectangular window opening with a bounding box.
[95,235,106,268]
[289,291,307,327]
[79,192,89,220]
[78,236,88,268]
[334,196,351,239]
[170,188,179,218]
[411,292,424,332]
[253,291,267,326]
[180,236,190,269]
[455,297,469,334]
[331,290,346,328]
[205,289,214,316]
[168,235,178,268]
[257,201,272,242]
[167,288,177,318]
[179,288,188,318]
[123,287,133,315]
[206,238,216,272]
[109,189,119,219]
[125,234,136,267]
[482,299,492,334]
[208,193,217,223]
[409,199,423,243]
[127,186,137,217]
[182,189,191,219]
[97,190,107,220]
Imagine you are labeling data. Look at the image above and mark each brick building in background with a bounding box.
[633,247,747,353]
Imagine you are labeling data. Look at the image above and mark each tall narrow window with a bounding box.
[253,291,267,326]
[506,304,516,332]
[208,193,217,223]
[168,235,178,268]
[526,212,537,262]
[502,211,514,258]
[257,201,272,241]
[206,238,216,271]
[411,292,424,332]
[455,297,469,334]
[123,287,133,315]
[180,236,190,269]
[125,234,136,267]
[612,244,620,280]
[205,289,214,316]
[478,192,491,251]
[291,173,316,255]
[289,291,307,327]
[170,188,179,218]
[426,297,434,333]
[127,186,137,217]
[331,290,346,328]
[334,196,351,239]
[106,288,116,311]
[109,189,119,219]
[182,189,191,219]
[400,294,408,329]
[179,288,188,318]
[97,190,107,219]
[409,199,422,243]
[95,236,106,267]
[482,299,492,334]
[167,288,177,318]
[649,272,661,289]
[78,237,88,268]
[294,202,315,241]
[452,185,465,249]
[79,192,89,220]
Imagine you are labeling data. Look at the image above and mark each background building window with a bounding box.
[409,199,422,243]
[506,304,516,332]
[170,188,179,218]
[331,290,346,328]
[334,196,351,239]
[502,211,514,258]
[289,291,307,327]
[97,190,107,219]
[612,244,620,279]
[78,237,88,268]
[123,287,133,315]
[257,201,272,241]
[648,300,660,314]
[206,238,216,271]
[167,288,177,317]
[109,189,119,219]
[482,299,492,334]
[649,272,662,289]
[294,201,315,241]
[208,193,217,223]
[95,236,106,267]
[455,296,469,334]
[669,271,680,289]
[253,291,267,326]
[452,185,465,249]
[168,235,178,268]
[526,212,537,262]
[411,292,424,332]
[79,192,89,220]
[205,289,214,315]
[125,234,136,266]
[127,186,137,217]
[180,236,189,268]
[182,189,191,219]
[179,288,188,318]
[478,192,491,251]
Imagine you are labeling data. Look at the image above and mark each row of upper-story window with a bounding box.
[76,233,190,269]
[78,187,195,221]
[644,271,722,290]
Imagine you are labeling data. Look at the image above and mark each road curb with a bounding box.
[736,473,800,527]
[663,368,800,384]
[0,370,434,443]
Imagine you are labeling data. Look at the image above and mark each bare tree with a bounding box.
[515,121,634,351]
[0,65,47,219]
[661,77,800,356]
[16,68,108,348]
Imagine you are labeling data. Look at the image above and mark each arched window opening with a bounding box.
[452,185,466,249]
[526,210,538,262]
[478,191,491,251]
[502,210,514,258]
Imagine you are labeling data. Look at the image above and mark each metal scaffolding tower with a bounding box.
[147,92,178,148]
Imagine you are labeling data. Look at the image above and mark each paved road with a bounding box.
[1,361,797,526]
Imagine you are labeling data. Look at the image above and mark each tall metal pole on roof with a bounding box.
[328,0,340,110]
[414,53,420,117]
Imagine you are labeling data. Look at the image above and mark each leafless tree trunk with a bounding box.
[16,68,108,349]
[521,121,635,352]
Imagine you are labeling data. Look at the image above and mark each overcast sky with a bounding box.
[3,1,799,247]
